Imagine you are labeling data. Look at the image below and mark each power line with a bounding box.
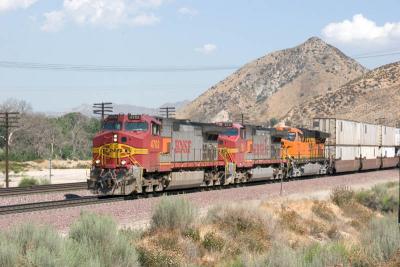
[0,49,399,73]
[0,61,241,72]
[354,51,400,59]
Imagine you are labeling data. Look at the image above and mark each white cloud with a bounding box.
[41,11,65,32]
[322,14,400,46]
[195,43,217,55]
[40,0,164,32]
[0,0,37,12]
[178,7,198,16]
[131,13,159,26]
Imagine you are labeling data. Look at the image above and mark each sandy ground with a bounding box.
[0,169,397,234]
[0,169,89,187]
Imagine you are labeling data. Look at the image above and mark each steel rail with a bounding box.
[0,196,126,215]
[0,182,88,197]
[0,168,397,216]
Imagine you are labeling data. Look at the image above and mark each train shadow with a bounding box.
[64,194,82,200]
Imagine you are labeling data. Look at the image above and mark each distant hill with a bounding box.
[283,61,400,127]
[65,100,190,118]
[177,37,367,124]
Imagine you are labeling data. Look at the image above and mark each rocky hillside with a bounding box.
[284,61,400,127]
[177,37,367,124]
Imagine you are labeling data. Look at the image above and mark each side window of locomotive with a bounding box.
[240,129,246,139]
[152,123,160,136]
[287,133,296,141]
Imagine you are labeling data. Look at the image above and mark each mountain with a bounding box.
[283,61,400,127]
[177,37,367,124]
[66,100,190,118]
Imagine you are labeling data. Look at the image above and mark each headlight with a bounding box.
[113,134,118,142]
[121,160,126,165]
[95,159,101,164]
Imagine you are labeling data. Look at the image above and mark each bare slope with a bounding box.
[284,61,400,127]
[177,37,366,123]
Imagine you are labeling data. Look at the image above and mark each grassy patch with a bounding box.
[279,207,307,235]
[355,183,399,213]
[311,201,336,221]
[0,162,29,174]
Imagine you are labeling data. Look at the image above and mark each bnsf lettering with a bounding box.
[151,140,160,149]
[253,143,267,155]
[174,140,192,154]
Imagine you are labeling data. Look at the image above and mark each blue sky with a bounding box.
[1,0,400,112]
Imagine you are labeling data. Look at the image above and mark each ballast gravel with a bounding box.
[0,169,397,233]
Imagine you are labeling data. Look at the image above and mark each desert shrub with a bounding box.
[202,231,225,252]
[326,224,340,240]
[341,202,373,225]
[137,246,182,267]
[264,242,299,267]
[0,234,19,267]
[307,219,326,236]
[356,183,398,213]
[183,227,200,242]
[66,212,139,267]
[137,232,185,267]
[18,176,39,187]
[76,162,91,169]
[311,201,335,221]
[360,216,400,264]
[119,227,143,243]
[207,205,267,235]
[6,223,65,266]
[279,207,307,234]
[331,185,354,207]
[301,242,349,267]
[207,205,270,252]
[151,197,196,231]
[39,178,51,185]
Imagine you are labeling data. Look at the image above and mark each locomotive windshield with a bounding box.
[287,132,296,141]
[102,121,121,131]
[221,128,238,136]
[125,122,148,131]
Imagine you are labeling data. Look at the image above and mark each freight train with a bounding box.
[87,114,400,195]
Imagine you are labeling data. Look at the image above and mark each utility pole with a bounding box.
[49,142,54,184]
[159,107,176,119]
[0,112,20,188]
[93,102,113,127]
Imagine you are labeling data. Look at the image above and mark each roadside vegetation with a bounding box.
[0,99,100,162]
[18,176,50,187]
[0,182,398,267]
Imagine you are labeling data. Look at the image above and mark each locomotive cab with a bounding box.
[276,126,327,160]
[218,123,247,167]
[89,114,162,194]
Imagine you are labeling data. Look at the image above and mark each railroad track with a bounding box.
[0,195,126,215]
[0,182,88,196]
[1,168,396,216]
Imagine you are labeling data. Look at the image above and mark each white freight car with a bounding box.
[312,118,399,172]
